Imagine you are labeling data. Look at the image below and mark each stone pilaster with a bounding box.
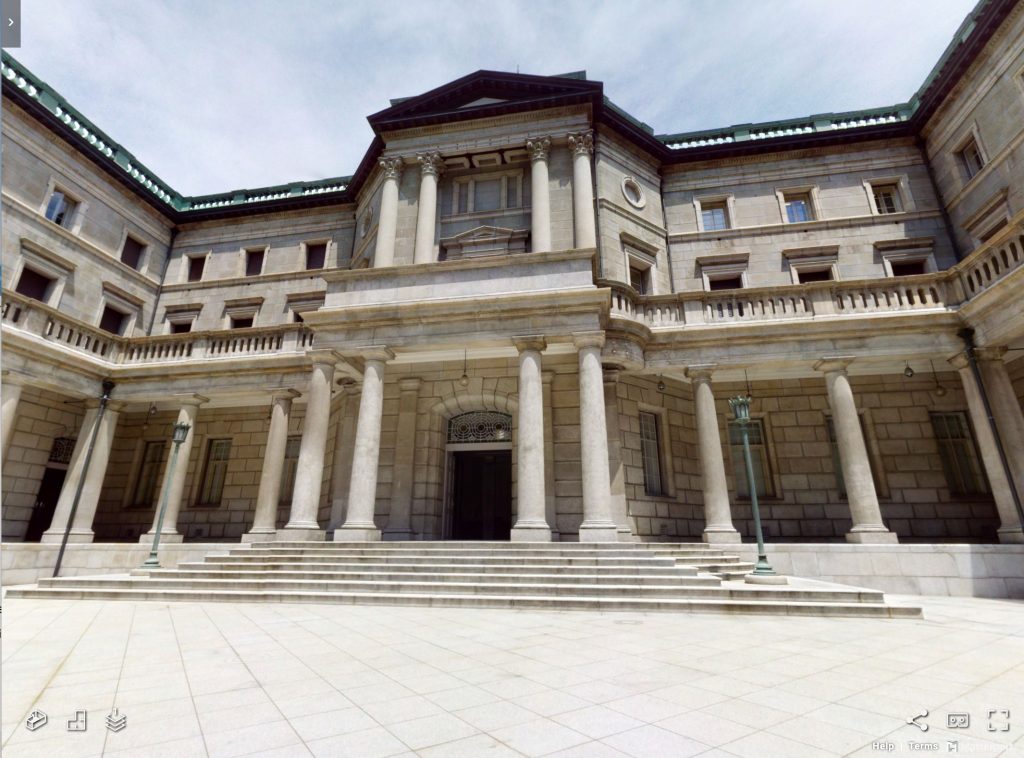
[1,377,24,459]
[384,377,421,539]
[567,130,596,250]
[950,353,1023,543]
[328,382,358,531]
[687,365,741,543]
[414,152,444,265]
[336,347,394,541]
[527,137,552,253]
[283,352,338,540]
[574,332,618,541]
[511,336,551,541]
[243,389,299,542]
[374,157,403,268]
[815,358,897,543]
[603,369,634,540]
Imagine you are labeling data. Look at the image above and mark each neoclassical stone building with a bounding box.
[2,0,1023,557]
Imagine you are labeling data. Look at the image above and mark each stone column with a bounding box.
[603,369,634,540]
[43,400,122,543]
[511,337,551,541]
[542,371,559,540]
[1,378,24,459]
[373,157,403,268]
[413,152,443,265]
[243,389,298,543]
[575,332,618,541]
[688,366,741,543]
[815,358,897,543]
[328,382,358,531]
[527,137,552,253]
[139,395,206,543]
[950,353,1023,543]
[384,377,421,540]
[975,348,1024,521]
[568,130,596,250]
[283,352,338,540]
[336,347,394,541]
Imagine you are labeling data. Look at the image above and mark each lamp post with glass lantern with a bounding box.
[728,395,779,580]
[141,421,191,570]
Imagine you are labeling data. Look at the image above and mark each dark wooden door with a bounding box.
[451,450,512,540]
[24,467,67,542]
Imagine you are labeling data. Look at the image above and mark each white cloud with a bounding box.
[14,0,977,194]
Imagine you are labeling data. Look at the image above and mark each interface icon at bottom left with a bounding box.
[25,710,47,731]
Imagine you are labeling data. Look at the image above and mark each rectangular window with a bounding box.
[120,236,146,270]
[629,266,649,295]
[305,242,326,270]
[639,412,664,496]
[99,305,128,335]
[457,183,470,214]
[15,267,55,301]
[473,179,502,212]
[728,419,773,498]
[507,175,521,208]
[132,441,166,507]
[826,417,881,498]
[198,439,232,506]
[230,316,254,329]
[708,275,743,291]
[245,248,264,277]
[784,193,813,223]
[930,412,988,495]
[701,202,730,232]
[44,190,78,228]
[957,138,985,180]
[872,185,902,215]
[187,256,206,282]
[797,268,833,283]
[169,320,192,334]
[890,260,927,277]
[278,436,302,505]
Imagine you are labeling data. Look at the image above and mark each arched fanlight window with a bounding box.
[447,411,512,443]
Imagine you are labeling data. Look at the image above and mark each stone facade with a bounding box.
[3,0,1024,551]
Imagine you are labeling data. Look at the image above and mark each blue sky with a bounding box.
[15,0,978,196]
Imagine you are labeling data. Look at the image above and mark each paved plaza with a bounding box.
[2,596,1023,757]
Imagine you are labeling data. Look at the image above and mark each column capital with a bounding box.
[348,345,395,364]
[947,352,971,371]
[974,346,1008,362]
[379,156,404,180]
[686,363,718,382]
[573,331,605,350]
[416,151,444,177]
[84,398,129,412]
[513,335,547,354]
[172,393,210,407]
[567,130,594,156]
[527,136,551,163]
[265,388,301,401]
[542,370,555,385]
[814,356,855,374]
[306,348,341,368]
[398,377,422,392]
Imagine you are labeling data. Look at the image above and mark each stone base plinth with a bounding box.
[138,532,184,544]
[745,573,788,585]
[997,528,1024,544]
[279,528,326,541]
[241,530,278,543]
[578,525,619,542]
[510,525,552,542]
[333,527,381,542]
[703,528,742,544]
[617,529,640,542]
[845,529,899,544]
[41,530,94,544]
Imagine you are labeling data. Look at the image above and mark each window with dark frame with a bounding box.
[890,260,927,277]
[784,192,814,223]
[639,411,664,496]
[629,266,649,295]
[44,190,78,228]
[872,185,902,214]
[197,439,232,506]
[187,256,206,282]
[120,236,146,270]
[957,138,985,180]
[131,441,166,507]
[797,268,833,283]
[99,305,128,335]
[701,201,730,232]
[15,267,55,301]
[230,315,254,329]
[708,275,743,291]
[245,248,265,277]
[930,412,988,495]
[728,419,773,498]
[305,242,326,270]
[169,320,192,334]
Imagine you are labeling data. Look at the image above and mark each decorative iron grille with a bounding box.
[447,411,512,443]
[48,437,75,464]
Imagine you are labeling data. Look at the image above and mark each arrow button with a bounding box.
[1,0,20,48]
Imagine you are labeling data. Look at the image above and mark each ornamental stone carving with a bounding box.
[526,137,551,163]
[567,130,594,156]
[417,151,445,176]
[379,156,403,180]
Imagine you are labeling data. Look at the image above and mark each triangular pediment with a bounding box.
[369,70,601,132]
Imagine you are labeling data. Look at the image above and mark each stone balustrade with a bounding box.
[957,222,1024,298]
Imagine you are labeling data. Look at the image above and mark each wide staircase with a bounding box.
[8,541,920,617]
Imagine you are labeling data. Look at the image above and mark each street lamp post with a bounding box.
[141,421,191,570]
[728,395,776,577]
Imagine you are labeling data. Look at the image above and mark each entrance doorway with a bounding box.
[450,450,512,540]
[24,467,67,542]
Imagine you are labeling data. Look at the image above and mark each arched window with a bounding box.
[447,411,512,443]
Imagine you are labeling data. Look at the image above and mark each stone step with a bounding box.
[4,586,920,618]
[242,546,731,559]
[175,560,706,577]
[209,554,693,567]
[33,576,886,603]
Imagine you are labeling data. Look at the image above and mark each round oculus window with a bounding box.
[621,177,645,209]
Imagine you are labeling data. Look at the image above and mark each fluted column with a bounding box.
[975,348,1024,526]
[283,353,338,540]
[337,347,394,541]
[575,332,618,541]
[542,371,559,540]
[2,377,24,459]
[43,400,122,543]
[414,152,443,265]
[243,389,298,542]
[603,369,634,540]
[527,137,552,253]
[511,337,551,541]
[568,130,596,250]
[374,157,403,268]
[950,353,1023,542]
[688,366,741,543]
[139,395,206,543]
[328,382,358,531]
[384,377,421,540]
[816,358,897,543]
